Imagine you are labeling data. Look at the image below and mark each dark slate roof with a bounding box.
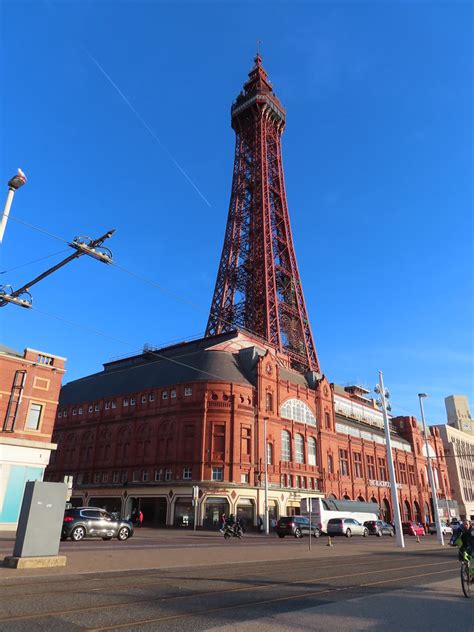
[59,347,254,406]
[280,367,308,387]
[0,343,23,358]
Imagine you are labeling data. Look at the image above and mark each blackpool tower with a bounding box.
[206,55,320,374]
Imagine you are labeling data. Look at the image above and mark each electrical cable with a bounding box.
[0,250,69,274]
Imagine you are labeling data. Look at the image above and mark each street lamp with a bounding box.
[263,416,269,535]
[418,393,444,546]
[0,169,27,244]
[375,371,405,548]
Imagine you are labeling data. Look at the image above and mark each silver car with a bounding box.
[327,517,369,538]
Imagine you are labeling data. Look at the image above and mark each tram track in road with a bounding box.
[0,548,450,597]
[88,567,458,632]
[0,558,457,625]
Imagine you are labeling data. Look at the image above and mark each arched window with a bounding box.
[267,442,273,465]
[295,434,304,464]
[280,399,316,426]
[308,437,317,466]
[404,500,411,521]
[281,431,291,462]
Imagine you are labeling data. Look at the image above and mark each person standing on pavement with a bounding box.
[137,510,144,528]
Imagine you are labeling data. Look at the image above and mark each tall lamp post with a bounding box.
[263,416,269,535]
[375,371,405,548]
[0,169,27,244]
[418,393,444,546]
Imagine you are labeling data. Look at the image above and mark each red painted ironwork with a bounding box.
[206,55,320,373]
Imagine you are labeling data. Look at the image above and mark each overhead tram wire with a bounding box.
[29,305,236,386]
[6,216,267,342]
[0,250,69,274]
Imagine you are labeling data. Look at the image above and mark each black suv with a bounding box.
[62,507,134,542]
[363,520,395,537]
[276,516,321,538]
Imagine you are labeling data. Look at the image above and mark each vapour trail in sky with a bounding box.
[84,49,212,208]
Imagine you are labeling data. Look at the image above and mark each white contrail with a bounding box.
[84,49,212,208]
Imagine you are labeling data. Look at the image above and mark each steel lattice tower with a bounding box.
[206,55,320,374]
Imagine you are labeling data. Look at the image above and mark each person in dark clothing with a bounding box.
[453,520,474,560]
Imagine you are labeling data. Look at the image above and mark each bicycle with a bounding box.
[460,549,473,598]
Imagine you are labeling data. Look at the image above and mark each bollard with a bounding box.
[326,536,333,547]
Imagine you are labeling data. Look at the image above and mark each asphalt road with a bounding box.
[0,538,471,631]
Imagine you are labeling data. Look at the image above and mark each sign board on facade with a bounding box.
[368,479,402,490]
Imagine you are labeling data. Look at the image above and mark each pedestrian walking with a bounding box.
[137,510,144,527]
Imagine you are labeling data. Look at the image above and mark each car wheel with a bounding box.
[294,528,303,538]
[117,527,130,541]
[102,536,113,540]
[71,526,86,542]
[278,534,285,539]
[313,529,321,538]
[345,529,352,538]
[377,529,383,537]
[363,529,369,537]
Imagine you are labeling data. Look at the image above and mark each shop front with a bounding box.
[203,496,229,529]
[236,498,255,529]
[174,496,194,528]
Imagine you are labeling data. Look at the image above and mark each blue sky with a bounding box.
[1,1,472,424]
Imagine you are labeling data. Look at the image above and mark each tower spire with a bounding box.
[206,57,320,374]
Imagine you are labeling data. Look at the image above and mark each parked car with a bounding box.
[62,507,134,542]
[276,516,321,538]
[428,522,453,536]
[327,518,369,538]
[401,521,425,537]
[363,520,395,537]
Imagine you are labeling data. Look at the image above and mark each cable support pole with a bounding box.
[0,229,115,307]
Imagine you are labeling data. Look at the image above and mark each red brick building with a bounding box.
[45,331,451,529]
[0,344,66,528]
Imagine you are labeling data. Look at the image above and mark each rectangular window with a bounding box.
[399,462,408,485]
[328,454,334,474]
[105,402,111,410]
[170,389,176,399]
[111,401,117,409]
[88,405,93,413]
[213,424,225,457]
[280,474,286,487]
[76,473,84,485]
[130,397,136,406]
[241,427,251,457]
[123,398,129,407]
[162,391,168,400]
[58,411,62,419]
[378,458,388,481]
[184,387,192,396]
[63,409,68,418]
[94,473,101,484]
[113,471,120,483]
[102,472,109,483]
[72,408,77,416]
[325,412,331,429]
[149,393,155,402]
[183,467,192,480]
[165,468,172,482]
[353,452,363,478]
[295,475,300,488]
[26,403,43,430]
[212,467,223,481]
[78,407,83,415]
[287,474,293,487]
[241,473,249,484]
[142,469,149,482]
[265,392,273,412]
[408,464,416,485]
[132,470,139,482]
[301,476,306,488]
[94,404,100,412]
[141,395,147,404]
[155,469,162,481]
[121,471,128,483]
[366,455,376,479]
[339,449,349,476]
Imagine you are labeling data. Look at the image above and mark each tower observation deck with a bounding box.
[206,55,320,374]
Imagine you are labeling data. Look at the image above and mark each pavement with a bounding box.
[0,529,472,631]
